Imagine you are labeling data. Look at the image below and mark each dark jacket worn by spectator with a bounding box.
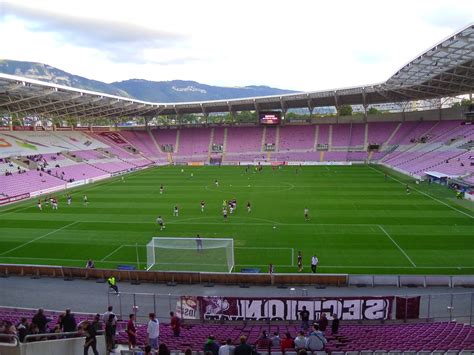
[317,313,328,331]
[234,336,253,355]
[204,336,220,355]
[32,309,50,333]
[60,309,77,332]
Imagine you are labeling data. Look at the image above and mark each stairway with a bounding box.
[222,128,228,161]
[261,126,267,152]
[207,127,215,163]
[313,125,319,151]
[148,129,164,155]
[328,125,333,150]
[383,122,402,147]
[275,126,281,152]
[174,129,181,154]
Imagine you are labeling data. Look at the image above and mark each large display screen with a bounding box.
[259,111,281,125]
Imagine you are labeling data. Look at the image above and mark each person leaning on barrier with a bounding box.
[82,319,99,355]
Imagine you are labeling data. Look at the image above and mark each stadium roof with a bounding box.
[0,24,473,119]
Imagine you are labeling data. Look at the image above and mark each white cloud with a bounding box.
[0,0,472,91]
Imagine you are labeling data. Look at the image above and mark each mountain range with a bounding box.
[0,59,297,103]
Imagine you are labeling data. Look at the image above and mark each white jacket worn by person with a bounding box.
[147,318,160,339]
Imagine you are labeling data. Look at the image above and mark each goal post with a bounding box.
[146,237,234,273]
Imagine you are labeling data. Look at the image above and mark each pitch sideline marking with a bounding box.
[368,165,474,219]
[378,224,417,267]
[0,221,80,256]
[100,245,124,261]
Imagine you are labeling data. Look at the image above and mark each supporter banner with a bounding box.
[287,161,352,166]
[271,161,286,166]
[56,127,73,131]
[187,162,205,166]
[179,296,394,321]
[99,131,127,144]
[74,127,91,131]
[30,185,66,197]
[65,180,86,189]
[12,126,34,131]
[0,126,11,131]
[92,126,111,132]
[395,296,420,319]
[0,193,30,205]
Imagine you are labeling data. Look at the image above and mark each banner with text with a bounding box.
[178,296,394,321]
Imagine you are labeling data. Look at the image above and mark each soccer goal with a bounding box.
[146,237,234,273]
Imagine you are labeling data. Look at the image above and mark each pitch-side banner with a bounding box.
[178,296,394,321]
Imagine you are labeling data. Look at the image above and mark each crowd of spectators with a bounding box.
[1,306,338,354]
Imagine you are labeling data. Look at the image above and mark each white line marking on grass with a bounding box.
[378,224,416,267]
[100,245,124,261]
[368,165,474,219]
[0,221,80,256]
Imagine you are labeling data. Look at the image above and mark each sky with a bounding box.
[0,0,472,92]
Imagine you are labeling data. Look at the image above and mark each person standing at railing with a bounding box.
[126,314,137,350]
[82,319,99,355]
[105,314,117,353]
[60,309,77,333]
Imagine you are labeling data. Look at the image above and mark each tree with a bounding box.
[338,105,353,116]
[367,107,381,115]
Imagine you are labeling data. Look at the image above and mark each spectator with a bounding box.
[28,323,40,342]
[92,314,102,332]
[105,313,117,353]
[317,313,328,331]
[102,306,116,326]
[281,332,295,353]
[127,313,137,349]
[170,311,180,337]
[147,312,159,350]
[331,314,340,334]
[184,348,192,355]
[255,330,271,350]
[144,345,153,355]
[204,335,220,355]
[158,343,171,355]
[219,338,235,355]
[32,308,50,333]
[299,306,310,331]
[305,324,327,352]
[82,319,99,355]
[271,332,281,348]
[16,318,28,342]
[294,331,307,351]
[298,350,308,355]
[234,336,253,355]
[60,309,77,333]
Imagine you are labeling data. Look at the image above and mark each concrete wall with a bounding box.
[0,336,106,355]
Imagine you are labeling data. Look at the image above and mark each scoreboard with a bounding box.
[259,111,281,125]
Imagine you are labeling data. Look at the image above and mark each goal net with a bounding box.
[146,237,234,273]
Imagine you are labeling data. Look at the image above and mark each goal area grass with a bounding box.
[0,164,473,275]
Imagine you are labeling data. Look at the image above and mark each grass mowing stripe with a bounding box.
[100,245,125,261]
[368,165,474,219]
[0,221,80,256]
[378,225,416,267]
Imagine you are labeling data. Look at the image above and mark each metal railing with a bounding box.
[0,334,19,347]
[107,291,474,325]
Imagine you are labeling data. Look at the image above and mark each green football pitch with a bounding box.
[0,164,473,275]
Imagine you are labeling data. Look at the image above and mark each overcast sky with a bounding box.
[0,0,472,91]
